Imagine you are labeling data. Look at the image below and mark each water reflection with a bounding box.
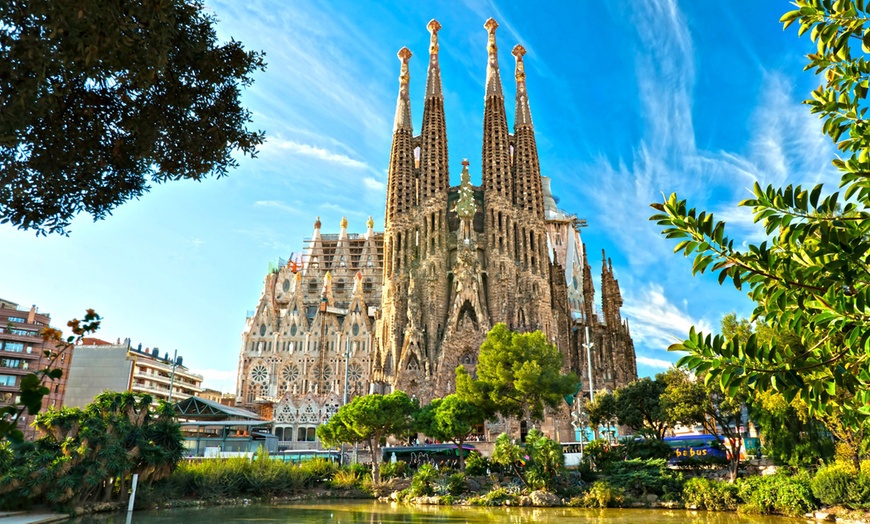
[67,501,803,524]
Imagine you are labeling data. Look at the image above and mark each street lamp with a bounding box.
[341,338,350,465]
[168,349,178,402]
[584,326,594,403]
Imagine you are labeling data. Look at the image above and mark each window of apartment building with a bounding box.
[6,317,25,323]
[0,358,25,369]
[0,375,17,387]
[2,342,24,353]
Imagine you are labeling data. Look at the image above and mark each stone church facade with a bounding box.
[236,19,637,446]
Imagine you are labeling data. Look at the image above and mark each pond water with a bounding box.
[67,500,804,524]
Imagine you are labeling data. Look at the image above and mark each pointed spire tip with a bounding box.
[512,44,526,58]
[484,18,498,33]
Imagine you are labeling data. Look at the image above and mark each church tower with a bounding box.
[376,47,416,390]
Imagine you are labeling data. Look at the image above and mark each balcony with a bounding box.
[0,348,40,361]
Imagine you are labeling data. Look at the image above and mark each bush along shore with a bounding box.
[130,451,870,523]
[10,435,870,522]
[114,436,870,523]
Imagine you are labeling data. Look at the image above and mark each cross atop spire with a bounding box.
[425,20,443,100]
[484,18,503,98]
[393,47,413,132]
[428,19,441,54]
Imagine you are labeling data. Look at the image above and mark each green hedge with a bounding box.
[737,472,816,517]
[682,477,739,511]
[811,461,870,509]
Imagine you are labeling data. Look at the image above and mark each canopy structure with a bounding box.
[174,396,260,421]
[173,396,275,457]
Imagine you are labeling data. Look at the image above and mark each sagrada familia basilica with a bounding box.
[236,19,637,445]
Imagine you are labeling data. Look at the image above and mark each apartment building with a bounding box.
[0,298,69,439]
[65,338,203,407]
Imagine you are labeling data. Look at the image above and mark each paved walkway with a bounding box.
[0,511,68,523]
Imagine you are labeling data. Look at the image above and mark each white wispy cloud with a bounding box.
[254,200,302,214]
[622,283,713,351]
[749,72,837,189]
[636,355,675,369]
[260,137,370,169]
[363,177,385,191]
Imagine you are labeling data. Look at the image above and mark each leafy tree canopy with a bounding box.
[1,0,265,235]
[650,0,870,424]
[316,390,416,481]
[586,389,618,429]
[456,323,578,423]
[613,377,671,439]
[415,394,485,470]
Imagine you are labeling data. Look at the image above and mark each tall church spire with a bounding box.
[511,44,544,218]
[420,20,449,204]
[601,250,624,329]
[385,47,416,223]
[481,18,512,202]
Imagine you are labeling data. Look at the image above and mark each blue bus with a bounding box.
[382,443,476,466]
[663,434,729,463]
[271,450,342,463]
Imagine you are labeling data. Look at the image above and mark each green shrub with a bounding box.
[446,472,467,495]
[585,439,622,470]
[738,472,817,517]
[848,473,870,508]
[298,457,338,483]
[330,468,362,489]
[469,486,519,506]
[682,477,739,511]
[572,480,625,508]
[409,464,439,497]
[606,458,683,500]
[465,450,490,476]
[379,460,408,480]
[491,430,566,490]
[439,494,456,505]
[812,462,856,506]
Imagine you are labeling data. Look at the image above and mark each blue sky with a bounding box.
[0,1,841,392]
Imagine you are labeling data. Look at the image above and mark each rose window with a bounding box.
[251,365,269,384]
[282,364,300,383]
[313,365,332,382]
[348,363,363,383]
